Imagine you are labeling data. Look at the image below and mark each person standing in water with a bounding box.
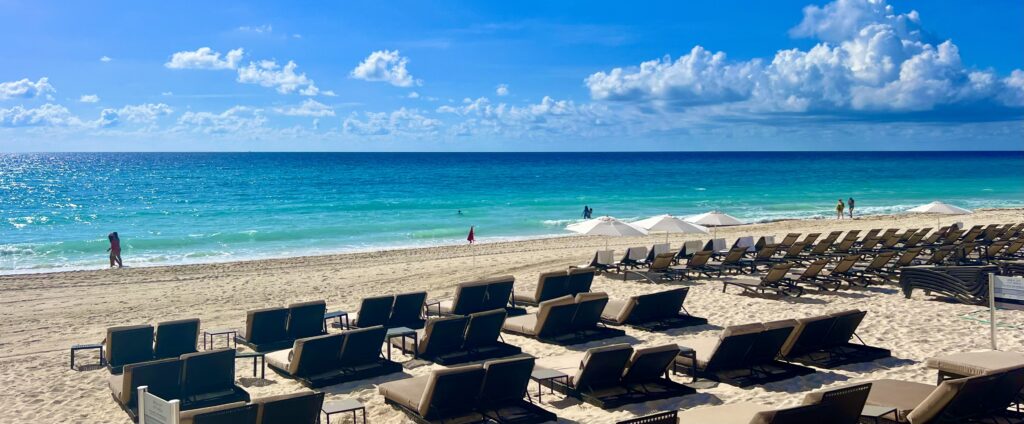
[107,232,123,268]
[835,199,845,220]
[848,197,855,219]
[582,205,590,219]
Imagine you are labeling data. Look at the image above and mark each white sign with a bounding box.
[993,275,1024,304]
[138,386,179,424]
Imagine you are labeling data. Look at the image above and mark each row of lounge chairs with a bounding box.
[389,308,522,364]
[104,319,200,374]
[264,325,402,388]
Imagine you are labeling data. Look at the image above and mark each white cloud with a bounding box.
[275,99,335,117]
[162,91,174,96]
[0,104,80,127]
[177,106,267,134]
[350,50,419,87]
[343,108,440,136]
[79,94,100,103]
[236,60,319,95]
[496,84,509,96]
[322,90,337,97]
[584,0,1024,115]
[435,96,613,138]
[408,91,421,99]
[94,103,174,128]
[0,77,56,100]
[237,24,272,34]
[100,56,112,63]
[165,47,244,70]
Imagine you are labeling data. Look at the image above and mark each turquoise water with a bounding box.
[2,152,1022,273]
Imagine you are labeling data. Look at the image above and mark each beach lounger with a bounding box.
[430,279,488,316]
[646,243,671,260]
[861,366,1024,423]
[392,309,520,365]
[389,291,427,329]
[584,249,619,273]
[477,356,557,424]
[617,246,648,269]
[673,241,703,264]
[799,233,820,249]
[628,252,687,282]
[732,236,755,253]
[154,319,200,360]
[847,250,896,286]
[828,238,856,257]
[109,357,183,419]
[600,288,707,331]
[900,229,928,248]
[237,307,291,353]
[786,258,836,291]
[672,320,814,387]
[266,326,401,388]
[680,250,716,278]
[840,229,861,244]
[722,263,803,297]
[248,391,324,424]
[918,245,955,265]
[777,233,800,249]
[899,265,999,305]
[982,241,1008,262]
[738,244,778,273]
[566,267,595,296]
[461,309,522,362]
[773,241,807,263]
[541,343,695,409]
[708,246,750,276]
[285,300,327,339]
[753,236,775,251]
[512,270,571,307]
[179,349,250,410]
[779,310,890,368]
[800,238,834,261]
[502,293,624,345]
[380,364,487,424]
[134,386,250,424]
[105,324,155,374]
[926,350,1024,383]
[710,238,728,256]
[349,295,393,328]
[819,254,862,289]
[675,382,871,424]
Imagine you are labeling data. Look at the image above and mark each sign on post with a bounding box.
[138,386,180,424]
[989,274,1024,350]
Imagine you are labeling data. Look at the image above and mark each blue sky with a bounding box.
[1,0,1022,151]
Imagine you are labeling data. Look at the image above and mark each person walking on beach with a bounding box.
[582,205,591,219]
[848,197,855,219]
[107,232,123,268]
[835,199,845,220]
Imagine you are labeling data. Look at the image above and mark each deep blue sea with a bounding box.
[2,152,1022,273]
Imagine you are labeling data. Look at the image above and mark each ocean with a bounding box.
[2,151,1022,274]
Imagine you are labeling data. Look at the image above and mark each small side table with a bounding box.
[529,367,569,404]
[324,310,350,331]
[70,343,104,370]
[861,405,897,423]
[322,398,366,424]
[235,351,265,379]
[385,327,418,360]
[673,346,698,383]
[203,328,237,350]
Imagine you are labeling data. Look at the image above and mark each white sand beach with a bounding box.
[1,208,1022,423]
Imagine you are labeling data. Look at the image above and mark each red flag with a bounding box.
[467,226,475,244]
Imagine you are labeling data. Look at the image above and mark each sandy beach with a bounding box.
[1,208,1022,424]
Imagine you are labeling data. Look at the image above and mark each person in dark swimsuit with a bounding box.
[107,232,123,268]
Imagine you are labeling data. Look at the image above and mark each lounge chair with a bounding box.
[722,263,803,297]
[237,307,292,353]
[786,259,836,291]
[860,366,1024,423]
[389,291,427,329]
[732,236,755,253]
[266,326,402,388]
[899,265,1000,305]
[738,244,778,273]
[584,249,619,273]
[251,391,325,424]
[350,296,393,328]
[477,356,557,424]
[872,247,923,281]
[918,245,955,265]
[900,229,928,248]
[380,364,487,423]
[779,310,890,368]
[857,229,881,246]
[566,267,596,296]
[708,238,728,256]
[646,243,671,261]
[502,293,624,345]
[680,251,716,278]
[676,382,871,424]
[461,309,522,362]
[540,343,695,409]
[777,233,800,249]
[430,279,488,316]
[512,270,571,307]
[674,240,705,264]
[286,300,327,339]
[109,357,183,419]
[624,246,649,268]
[600,288,708,331]
[840,230,861,244]
[981,241,1008,263]
[179,349,250,410]
[105,324,155,374]
[847,250,897,286]
[799,233,821,249]
[773,241,807,264]
[800,239,834,261]
[828,238,856,257]
[134,385,251,424]
[154,319,200,360]
[398,316,468,363]
[753,236,775,251]
[672,320,814,387]
[819,254,862,288]
[709,246,750,276]
[628,252,687,282]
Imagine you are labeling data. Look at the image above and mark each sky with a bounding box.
[1,0,1022,152]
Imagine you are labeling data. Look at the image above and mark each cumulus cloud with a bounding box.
[79,94,100,103]
[275,99,335,117]
[0,104,80,127]
[343,108,440,136]
[350,50,419,87]
[435,96,613,137]
[237,24,272,34]
[496,84,509,96]
[103,103,173,125]
[100,56,112,63]
[585,0,1024,117]
[165,47,244,70]
[0,77,56,100]
[407,91,421,99]
[177,106,267,134]
[237,60,320,95]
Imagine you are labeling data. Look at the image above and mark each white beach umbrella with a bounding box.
[632,214,709,243]
[567,216,647,248]
[907,201,973,227]
[685,211,745,227]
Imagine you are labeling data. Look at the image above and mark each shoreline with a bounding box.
[4,207,1021,277]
